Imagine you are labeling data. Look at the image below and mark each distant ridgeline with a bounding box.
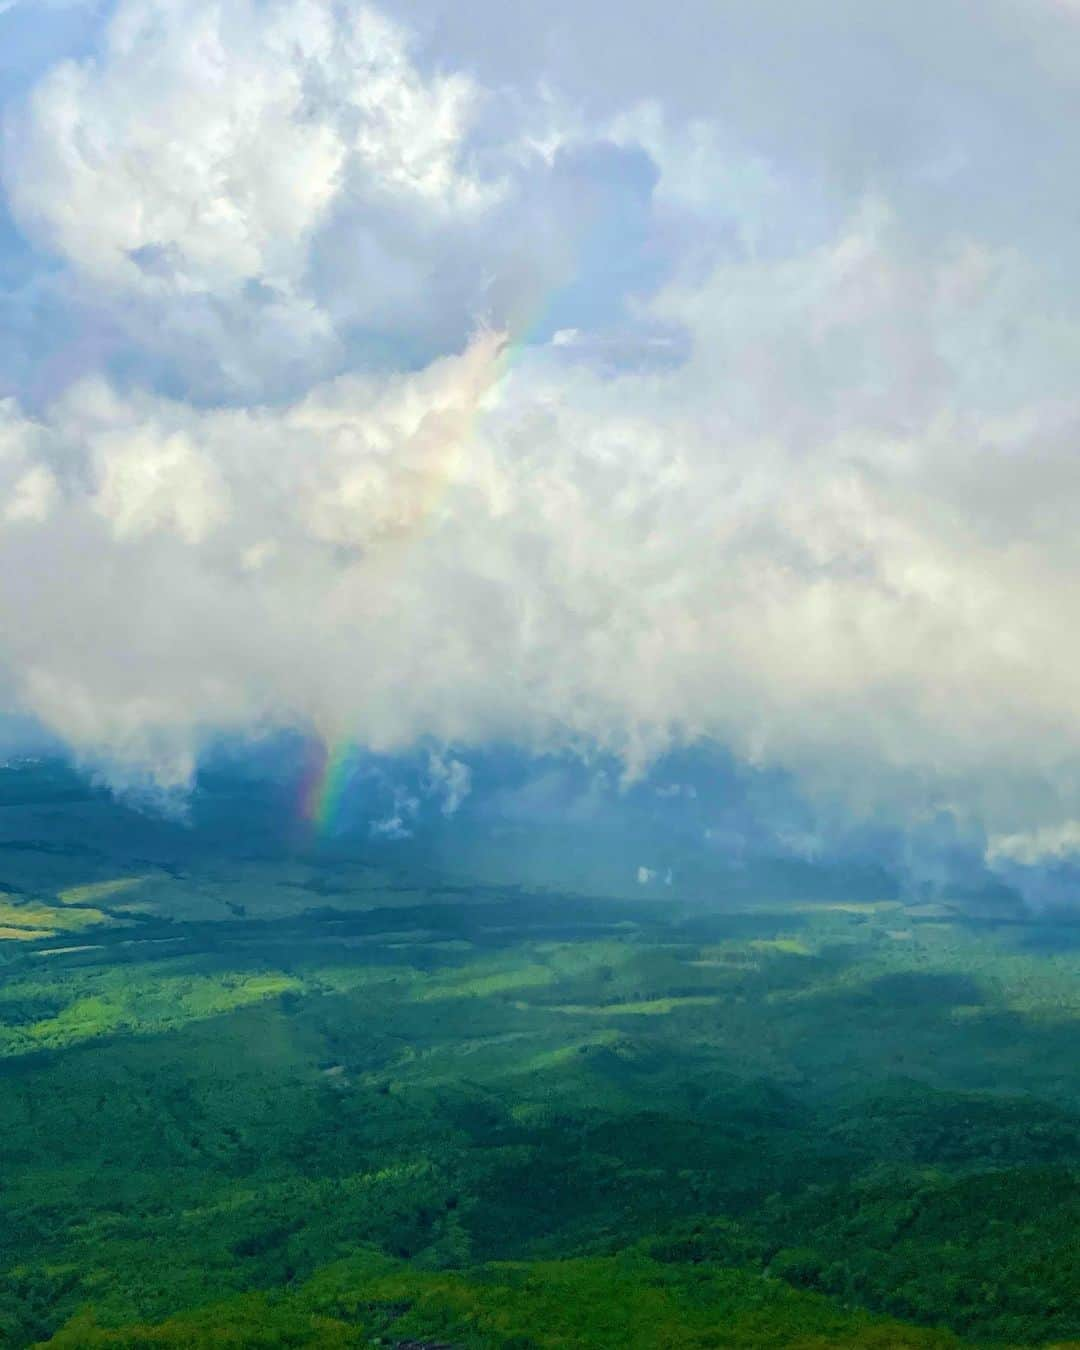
[0,742,1038,913]
[0,754,1076,1346]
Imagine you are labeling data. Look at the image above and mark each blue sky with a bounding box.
[2,0,1080,891]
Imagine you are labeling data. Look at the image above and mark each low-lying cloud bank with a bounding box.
[2,0,1080,887]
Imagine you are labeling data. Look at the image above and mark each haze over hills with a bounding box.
[0,742,1050,917]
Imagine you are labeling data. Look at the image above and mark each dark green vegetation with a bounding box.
[0,763,1078,1346]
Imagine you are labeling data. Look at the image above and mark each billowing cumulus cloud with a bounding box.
[2,0,1080,878]
[6,0,492,286]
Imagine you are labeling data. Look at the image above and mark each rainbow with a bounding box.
[295,313,564,837]
[298,738,358,836]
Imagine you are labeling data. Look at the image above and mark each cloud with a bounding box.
[370,784,419,840]
[3,0,1080,872]
[1,249,1078,843]
[0,0,502,398]
[0,0,679,399]
[427,751,472,817]
[4,1,486,294]
[987,822,1080,868]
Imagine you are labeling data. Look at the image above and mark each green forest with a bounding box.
[0,769,1077,1347]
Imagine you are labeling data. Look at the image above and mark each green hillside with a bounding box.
[0,803,1076,1346]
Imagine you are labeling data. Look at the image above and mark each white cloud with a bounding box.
[0,0,505,396]
[0,400,56,523]
[4,0,487,296]
[370,785,419,839]
[427,751,472,817]
[987,822,1080,867]
[5,464,56,523]
[92,426,228,544]
[4,0,1080,857]
[1,221,1080,838]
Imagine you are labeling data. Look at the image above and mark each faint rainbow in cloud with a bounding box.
[296,307,566,838]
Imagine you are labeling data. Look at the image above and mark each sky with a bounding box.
[1,0,1080,887]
